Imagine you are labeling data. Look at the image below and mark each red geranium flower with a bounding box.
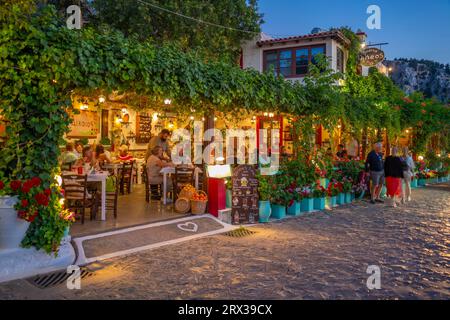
[0,181,4,190]
[10,180,21,191]
[21,180,33,193]
[17,210,27,219]
[31,177,41,187]
[27,211,39,223]
[21,199,29,208]
[35,193,49,206]
[44,188,52,196]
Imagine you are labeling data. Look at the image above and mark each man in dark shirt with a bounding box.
[365,142,385,204]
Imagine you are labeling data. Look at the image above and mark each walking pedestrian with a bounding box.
[384,147,404,207]
[401,147,415,202]
[365,142,385,204]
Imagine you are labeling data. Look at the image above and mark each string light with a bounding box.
[136,0,258,35]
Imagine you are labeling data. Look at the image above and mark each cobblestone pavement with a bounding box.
[0,183,449,300]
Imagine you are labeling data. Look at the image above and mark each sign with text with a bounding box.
[67,110,99,138]
[231,165,259,224]
[359,48,385,67]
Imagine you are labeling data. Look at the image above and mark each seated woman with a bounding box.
[60,142,79,171]
[117,144,134,162]
[95,144,111,168]
[146,146,174,188]
[76,145,99,170]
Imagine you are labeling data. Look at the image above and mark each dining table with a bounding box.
[160,166,203,205]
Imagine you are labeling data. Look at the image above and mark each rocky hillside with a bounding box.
[385,59,450,103]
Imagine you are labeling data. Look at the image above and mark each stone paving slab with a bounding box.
[82,217,225,258]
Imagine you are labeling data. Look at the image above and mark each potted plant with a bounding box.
[270,188,290,220]
[257,175,271,223]
[300,185,314,212]
[286,180,301,216]
[326,180,340,208]
[342,176,353,203]
[99,137,111,147]
[0,174,74,253]
[0,179,30,251]
[313,183,327,210]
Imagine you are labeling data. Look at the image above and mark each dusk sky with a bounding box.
[258,0,450,64]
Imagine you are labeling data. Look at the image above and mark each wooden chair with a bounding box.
[119,161,134,194]
[172,166,194,201]
[105,174,120,218]
[142,164,162,202]
[62,174,98,224]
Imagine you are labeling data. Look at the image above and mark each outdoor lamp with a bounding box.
[418,156,424,161]
[80,104,88,110]
[98,95,106,103]
[164,98,172,105]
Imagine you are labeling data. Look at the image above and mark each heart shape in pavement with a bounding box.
[177,222,199,233]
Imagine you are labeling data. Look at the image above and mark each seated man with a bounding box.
[60,142,79,171]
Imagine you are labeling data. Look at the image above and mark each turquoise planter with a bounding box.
[259,201,271,223]
[287,201,301,216]
[337,193,346,205]
[411,179,418,188]
[313,197,326,210]
[63,226,70,238]
[301,198,314,212]
[351,193,355,201]
[327,196,337,208]
[226,189,232,208]
[345,192,352,203]
[418,178,426,186]
[271,204,286,219]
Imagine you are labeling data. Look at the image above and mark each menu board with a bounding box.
[231,165,259,224]
[67,110,99,138]
[136,113,152,144]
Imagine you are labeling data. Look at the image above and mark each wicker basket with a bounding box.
[175,197,190,214]
[190,191,208,215]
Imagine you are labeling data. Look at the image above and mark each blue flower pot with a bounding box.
[345,192,352,203]
[313,197,325,210]
[337,193,346,205]
[63,226,70,238]
[287,201,301,216]
[301,198,314,212]
[271,204,286,219]
[326,196,336,208]
[411,179,418,188]
[259,201,271,223]
[351,193,355,201]
[418,178,426,186]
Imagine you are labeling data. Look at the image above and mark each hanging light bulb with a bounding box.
[268,113,274,118]
[164,98,172,105]
[214,117,218,121]
[80,104,88,110]
[263,112,268,117]
[98,95,106,103]
[202,117,205,121]
[190,116,195,121]
[168,121,174,129]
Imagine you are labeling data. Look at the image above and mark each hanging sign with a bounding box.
[359,48,385,67]
[231,165,259,224]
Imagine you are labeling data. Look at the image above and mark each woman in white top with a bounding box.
[401,147,415,202]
